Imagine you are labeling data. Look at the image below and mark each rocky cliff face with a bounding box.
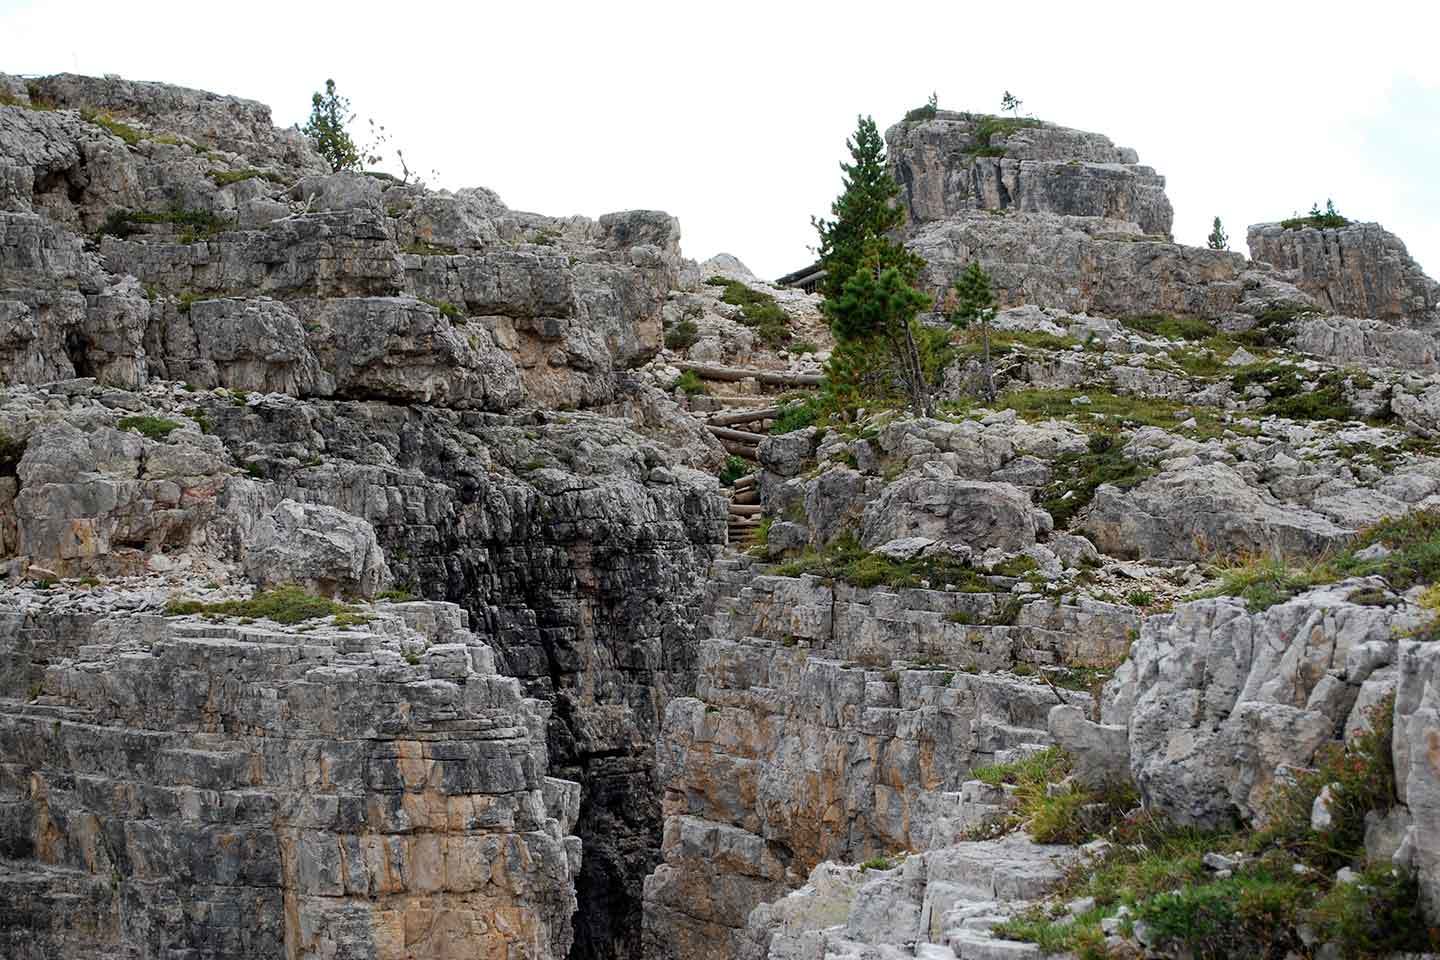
[0,73,725,960]
[1248,220,1440,324]
[887,112,1173,236]
[7,74,1440,960]
[640,110,1440,960]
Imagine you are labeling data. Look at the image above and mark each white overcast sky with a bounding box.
[4,0,1438,282]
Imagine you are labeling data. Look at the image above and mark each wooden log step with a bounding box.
[676,362,824,387]
[729,504,764,517]
[731,473,757,490]
[708,425,768,445]
[722,441,758,461]
[707,406,785,427]
[730,489,759,506]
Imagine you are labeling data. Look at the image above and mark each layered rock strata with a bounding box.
[0,73,727,960]
[1249,220,1440,324]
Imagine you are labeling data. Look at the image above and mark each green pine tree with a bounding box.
[813,115,934,418]
[826,256,933,417]
[812,115,921,299]
[1207,216,1228,250]
[950,261,998,399]
[303,79,362,172]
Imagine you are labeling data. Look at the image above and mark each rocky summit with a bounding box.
[1,74,1439,960]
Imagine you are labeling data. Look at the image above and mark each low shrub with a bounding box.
[1120,314,1218,342]
[1039,433,1155,527]
[664,318,700,350]
[674,370,707,395]
[117,415,180,440]
[773,532,992,592]
[420,296,463,321]
[164,584,352,625]
[769,397,822,435]
[718,455,750,487]
[209,168,287,187]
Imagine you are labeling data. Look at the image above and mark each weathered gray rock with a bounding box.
[0,599,581,960]
[1084,462,1354,561]
[241,498,390,597]
[1248,221,1440,323]
[1293,314,1440,371]
[861,475,1048,552]
[1105,582,1423,826]
[906,211,1261,321]
[888,112,1173,235]
[1393,640,1440,918]
[1047,704,1129,790]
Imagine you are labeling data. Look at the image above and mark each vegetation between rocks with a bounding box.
[163,584,358,625]
[117,415,180,440]
[705,276,791,347]
[1040,433,1155,527]
[994,698,1435,959]
[1201,507,1440,610]
[1281,199,1349,231]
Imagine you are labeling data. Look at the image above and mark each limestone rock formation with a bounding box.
[9,71,1440,960]
[1104,582,1424,825]
[1249,220,1440,324]
[0,73,724,960]
[888,111,1174,235]
[2,598,582,960]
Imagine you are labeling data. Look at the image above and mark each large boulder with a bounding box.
[1394,640,1440,920]
[1083,462,1353,561]
[861,471,1048,552]
[1104,581,1422,826]
[241,498,390,598]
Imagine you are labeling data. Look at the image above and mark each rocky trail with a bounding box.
[2,76,1440,960]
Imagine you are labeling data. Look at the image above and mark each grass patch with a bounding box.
[997,388,1228,439]
[1039,433,1155,527]
[706,276,791,347]
[80,108,144,146]
[419,296,464,322]
[209,168,287,187]
[164,584,353,625]
[1198,554,1331,611]
[664,317,699,350]
[1231,363,1356,421]
[98,207,227,241]
[401,240,458,256]
[968,114,1043,156]
[773,531,992,592]
[117,415,180,441]
[1203,508,1440,611]
[1120,314,1217,342]
[674,370,707,396]
[972,746,1138,845]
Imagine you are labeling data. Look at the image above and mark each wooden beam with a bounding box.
[730,489,759,506]
[729,504,764,517]
[708,425,768,446]
[707,406,785,427]
[731,474,757,490]
[675,362,823,388]
[721,440,758,461]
